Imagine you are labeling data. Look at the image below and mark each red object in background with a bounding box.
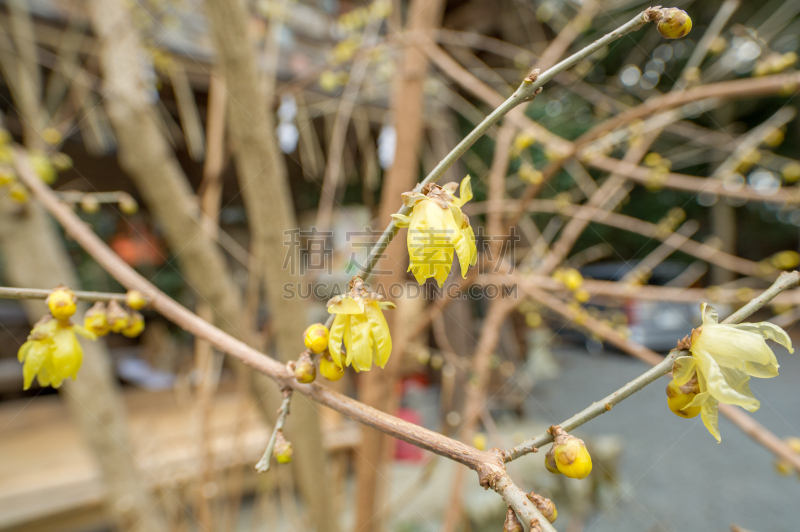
[394,408,425,462]
[110,222,167,267]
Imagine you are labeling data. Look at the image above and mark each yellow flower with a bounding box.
[672,303,793,442]
[392,176,477,287]
[18,318,95,389]
[327,277,394,372]
[83,302,111,336]
[550,427,592,479]
[47,286,77,321]
[665,379,701,418]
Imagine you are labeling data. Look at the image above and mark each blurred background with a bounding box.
[0,0,799,531]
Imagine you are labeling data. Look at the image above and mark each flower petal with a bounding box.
[694,348,760,411]
[366,302,392,368]
[701,397,721,442]
[391,213,412,228]
[346,313,373,371]
[456,175,473,207]
[328,314,347,367]
[693,324,779,375]
[327,296,366,314]
[733,322,793,354]
[685,391,711,408]
[672,356,696,385]
[401,191,427,208]
[454,231,472,278]
[700,302,718,325]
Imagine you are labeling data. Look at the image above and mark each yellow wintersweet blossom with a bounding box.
[391,176,477,287]
[17,317,96,389]
[327,277,394,372]
[671,303,793,441]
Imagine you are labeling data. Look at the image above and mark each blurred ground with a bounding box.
[526,346,800,532]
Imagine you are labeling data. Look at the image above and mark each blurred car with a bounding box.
[566,261,720,353]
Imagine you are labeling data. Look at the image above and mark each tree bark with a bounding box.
[202,0,336,530]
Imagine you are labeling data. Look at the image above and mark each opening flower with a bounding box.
[327,276,394,372]
[671,303,793,442]
[17,317,96,389]
[391,176,477,287]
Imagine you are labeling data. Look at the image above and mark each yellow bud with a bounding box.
[773,436,800,476]
[574,289,590,303]
[47,286,77,321]
[0,169,14,186]
[320,351,345,381]
[50,152,73,171]
[107,300,130,333]
[83,302,111,337]
[666,379,701,418]
[80,195,101,214]
[552,432,592,479]
[544,446,561,475]
[472,432,488,451]
[42,127,62,145]
[125,290,147,310]
[771,250,800,270]
[122,311,145,338]
[9,183,29,203]
[643,152,662,167]
[273,431,293,464]
[303,323,329,354]
[518,163,543,184]
[525,312,542,328]
[319,70,339,92]
[655,8,692,39]
[562,269,584,291]
[782,162,800,183]
[294,353,317,384]
[118,192,138,215]
[763,128,785,148]
[28,151,57,184]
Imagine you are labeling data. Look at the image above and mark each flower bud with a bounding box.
[551,427,592,479]
[655,8,692,39]
[273,431,293,464]
[50,153,73,171]
[666,379,701,418]
[122,311,145,338]
[84,302,111,336]
[773,436,800,476]
[9,183,29,203]
[503,507,523,532]
[28,151,56,184]
[47,286,77,321]
[319,351,345,381]
[107,300,130,333]
[472,432,488,451]
[118,192,138,215]
[125,290,147,310]
[526,493,557,523]
[80,195,101,214]
[303,323,329,354]
[294,353,317,383]
[544,446,561,475]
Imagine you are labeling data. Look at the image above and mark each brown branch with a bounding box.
[16,154,555,530]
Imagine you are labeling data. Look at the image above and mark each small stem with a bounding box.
[255,389,293,473]
[503,351,680,462]
[353,8,656,288]
[0,286,127,303]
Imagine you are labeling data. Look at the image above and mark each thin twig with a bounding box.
[505,271,800,463]
[255,390,293,473]
[0,285,127,303]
